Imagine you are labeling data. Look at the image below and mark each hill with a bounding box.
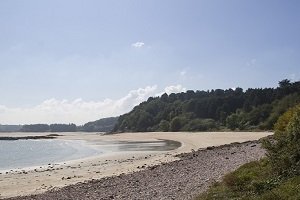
[0,125,22,132]
[113,79,300,132]
[80,117,118,132]
[15,117,118,133]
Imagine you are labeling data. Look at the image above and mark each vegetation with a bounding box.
[79,117,118,132]
[264,105,300,177]
[0,124,22,132]
[197,104,300,199]
[113,79,300,132]
[21,123,76,132]
[17,117,118,132]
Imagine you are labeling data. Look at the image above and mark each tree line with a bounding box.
[18,117,118,132]
[21,123,77,132]
[113,79,300,132]
[198,103,300,199]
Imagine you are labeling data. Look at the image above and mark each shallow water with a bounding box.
[94,140,181,151]
[0,134,181,170]
[0,139,101,170]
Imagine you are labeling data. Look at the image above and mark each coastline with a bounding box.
[0,131,272,199]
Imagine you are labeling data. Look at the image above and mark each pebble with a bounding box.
[8,141,265,200]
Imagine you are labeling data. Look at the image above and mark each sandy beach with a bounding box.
[0,131,272,199]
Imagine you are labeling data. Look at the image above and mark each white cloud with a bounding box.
[131,42,145,48]
[164,84,187,94]
[0,85,187,125]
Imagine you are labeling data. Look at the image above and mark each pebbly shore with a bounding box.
[6,140,266,200]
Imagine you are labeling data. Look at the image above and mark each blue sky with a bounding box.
[0,0,299,124]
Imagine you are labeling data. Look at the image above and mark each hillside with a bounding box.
[113,79,300,132]
[0,125,22,132]
[15,117,118,133]
[80,117,118,132]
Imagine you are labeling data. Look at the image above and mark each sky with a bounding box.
[0,0,299,125]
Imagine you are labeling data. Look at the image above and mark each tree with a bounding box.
[21,124,50,132]
[226,113,240,130]
[182,118,216,131]
[136,111,153,131]
[112,79,300,133]
[264,105,300,176]
[279,79,291,88]
[159,120,170,132]
[170,117,182,132]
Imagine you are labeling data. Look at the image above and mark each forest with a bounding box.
[18,117,118,132]
[113,79,300,132]
[198,102,300,199]
[21,123,77,132]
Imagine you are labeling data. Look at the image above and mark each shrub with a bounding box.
[182,118,217,131]
[197,159,274,200]
[264,105,300,176]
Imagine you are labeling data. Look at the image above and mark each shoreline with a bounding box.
[0,132,272,199]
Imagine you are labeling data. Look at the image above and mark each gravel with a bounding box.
[7,140,266,200]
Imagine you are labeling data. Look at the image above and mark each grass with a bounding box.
[196,158,300,200]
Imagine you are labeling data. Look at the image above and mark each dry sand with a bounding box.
[0,131,272,199]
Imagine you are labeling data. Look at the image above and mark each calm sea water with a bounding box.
[0,133,181,170]
[0,139,102,170]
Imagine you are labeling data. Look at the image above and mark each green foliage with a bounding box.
[136,111,154,132]
[182,118,216,131]
[113,80,300,132]
[159,120,170,132]
[262,93,300,129]
[170,117,183,131]
[81,117,118,132]
[258,176,300,200]
[197,159,273,199]
[21,123,77,132]
[225,104,273,130]
[222,159,275,194]
[0,125,22,132]
[274,105,297,132]
[226,113,240,130]
[21,124,50,132]
[49,123,77,132]
[19,117,118,133]
[197,105,300,200]
[197,159,300,200]
[264,105,300,176]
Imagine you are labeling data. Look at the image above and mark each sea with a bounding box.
[0,132,181,170]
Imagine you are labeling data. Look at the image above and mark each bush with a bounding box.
[182,118,216,131]
[226,113,240,130]
[264,105,300,176]
[197,105,300,200]
[259,176,300,200]
[197,159,274,200]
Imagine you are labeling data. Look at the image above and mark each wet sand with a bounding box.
[0,132,272,199]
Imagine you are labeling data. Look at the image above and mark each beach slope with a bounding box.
[1,132,271,199]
